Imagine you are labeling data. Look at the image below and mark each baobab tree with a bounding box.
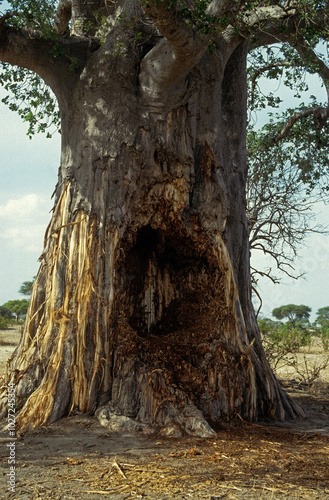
[1,0,328,435]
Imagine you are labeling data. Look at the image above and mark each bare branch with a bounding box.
[252,284,263,318]
[251,266,281,285]
[251,247,304,280]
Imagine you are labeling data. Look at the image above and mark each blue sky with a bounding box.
[249,70,329,321]
[0,91,60,304]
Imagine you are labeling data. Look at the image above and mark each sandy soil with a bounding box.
[1,327,329,500]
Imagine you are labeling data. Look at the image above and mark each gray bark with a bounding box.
[0,1,305,435]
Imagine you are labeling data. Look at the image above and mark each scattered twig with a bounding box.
[112,458,127,480]
[85,490,116,495]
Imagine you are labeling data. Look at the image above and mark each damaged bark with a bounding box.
[0,0,305,436]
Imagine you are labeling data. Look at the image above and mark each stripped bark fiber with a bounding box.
[0,19,304,434]
[1,172,301,434]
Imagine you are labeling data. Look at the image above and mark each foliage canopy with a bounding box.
[19,279,35,296]
[1,0,329,139]
[2,299,29,321]
[316,306,329,328]
[272,304,312,326]
[247,40,329,288]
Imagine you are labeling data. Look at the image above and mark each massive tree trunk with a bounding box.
[0,1,304,436]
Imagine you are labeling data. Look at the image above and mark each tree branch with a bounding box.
[139,1,326,100]
[251,284,263,319]
[0,11,17,25]
[55,0,72,35]
[0,25,91,105]
[271,107,315,144]
[244,4,298,46]
[139,0,243,100]
[267,39,329,144]
[248,5,329,48]
[248,60,301,108]
[293,37,329,126]
[139,3,207,98]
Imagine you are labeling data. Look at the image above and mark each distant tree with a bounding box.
[3,300,29,322]
[272,304,311,327]
[0,305,13,330]
[315,306,329,329]
[0,316,9,330]
[0,305,14,320]
[19,279,35,296]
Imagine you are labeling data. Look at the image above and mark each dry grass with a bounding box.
[275,336,329,386]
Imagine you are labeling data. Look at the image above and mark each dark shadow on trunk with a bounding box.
[121,224,214,338]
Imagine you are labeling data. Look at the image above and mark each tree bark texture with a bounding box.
[0,5,304,435]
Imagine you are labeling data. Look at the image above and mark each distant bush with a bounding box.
[292,354,329,388]
[260,317,329,389]
[0,305,13,320]
[320,329,329,352]
[0,315,9,330]
[259,320,312,372]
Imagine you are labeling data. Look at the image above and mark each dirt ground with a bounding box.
[1,326,329,500]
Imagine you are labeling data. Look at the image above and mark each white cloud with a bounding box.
[0,194,42,218]
[0,91,59,304]
[0,194,50,251]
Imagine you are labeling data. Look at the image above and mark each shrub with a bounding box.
[260,321,311,372]
[0,315,9,330]
[321,329,329,352]
[0,305,13,320]
[292,354,329,388]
